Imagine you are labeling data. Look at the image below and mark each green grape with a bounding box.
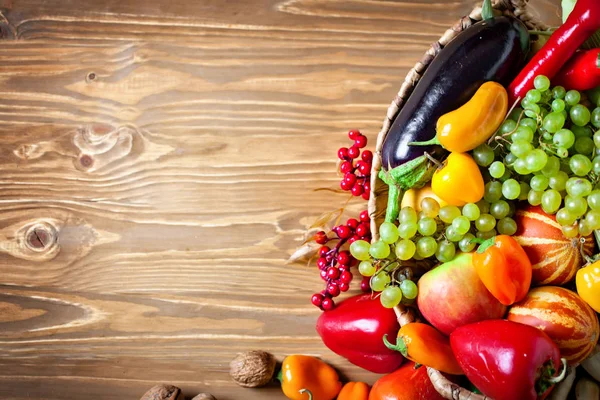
[572,126,593,138]
[484,181,503,203]
[525,149,548,172]
[500,119,517,134]
[435,240,456,263]
[592,108,600,129]
[358,260,376,277]
[459,233,476,252]
[565,90,581,106]
[452,215,471,235]
[509,107,523,120]
[594,132,600,150]
[549,171,569,191]
[542,111,566,133]
[380,285,402,308]
[512,126,534,143]
[526,89,542,103]
[497,217,517,236]
[534,75,551,91]
[553,85,566,99]
[556,147,569,158]
[416,236,437,258]
[551,99,566,112]
[541,190,562,214]
[395,239,416,261]
[541,156,560,177]
[588,190,600,211]
[417,217,437,236]
[490,200,510,219]
[371,272,391,292]
[574,136,595,156]
[502,179,521,200]
[420,197,440,218]
[445,225,463,242]
[399,207,418,225]
[519,182,531,201]
[528,189,543,206]
[562,224,580,238]
[350,240,371,261]
[398,222,418,239]
[505,153,518,166]
[543,132,553,141]
[489,161,506,179]
[475,213,496,232]
[553,129,575,149]
[565,177,593,198]
[579,219,594,237]
[511,140,534,158]
[499,169,512,183]
[524,105,540,118]
[565,195,587,217]
[477,229,497,240]
[379,222,400,244]
[400,280,418,300]
[569,154,593,176]
[513,158,531,175]
[473,144,495,167]
[519,117,538,132]
[530,175,549,191]
[556,208,577,226]
[570,104,591,127]
[462,203,481,221]
[439,205,461,224]
[476,199,490,214]
[585,210,600,230]
[370,240,391,259]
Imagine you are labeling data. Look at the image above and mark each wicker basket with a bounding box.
[367,1,549,398]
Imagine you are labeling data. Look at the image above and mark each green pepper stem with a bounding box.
[408,137,441,147]
[276,368,283,384]
[383,334,409,357]
[299,389,313,400]
[475,237,496,253]
[385,185,402,223]
[481,0,493,20]
[596,52,600,69]
[547,358,568,384]
[528,30,555,36]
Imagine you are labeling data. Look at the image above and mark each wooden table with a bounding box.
[0,1,561,399]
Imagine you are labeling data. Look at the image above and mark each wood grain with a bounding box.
[0,0,562,399]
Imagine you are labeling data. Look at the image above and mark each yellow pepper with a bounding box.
[278,355,342,400]
[576,260,600,313]
[437,81,508,153]
[400,184,447,211]
[431,152,484,206]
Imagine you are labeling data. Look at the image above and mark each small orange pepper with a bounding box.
[279,355,342,400]
[383,322,463,375]
[576,260,600,312]
[472,235,532,306]
[337,382,370,400]
[431,152,484,206]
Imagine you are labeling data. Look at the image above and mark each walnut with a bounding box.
[230,350,277,388]
[140,384,183,400]
[191,394,216,400]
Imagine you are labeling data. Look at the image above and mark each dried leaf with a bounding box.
[310,208,343,229]
[287,241,320,265]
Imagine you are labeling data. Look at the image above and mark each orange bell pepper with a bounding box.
[337,382,369,400]
[383,323,463,375]
[472,235,532,306]
[279,355,342,400]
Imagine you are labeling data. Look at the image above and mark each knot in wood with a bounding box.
[24,223,57,253]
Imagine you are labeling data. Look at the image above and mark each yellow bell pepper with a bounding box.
[431,152,484,206]
[436,81,508,153]
[278,355,341,400]
[576,260,600,313]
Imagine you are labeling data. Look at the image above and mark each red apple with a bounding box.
[417,252,507,335]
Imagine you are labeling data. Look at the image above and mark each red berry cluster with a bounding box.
[338,130,372,200]
[311,210,371,311]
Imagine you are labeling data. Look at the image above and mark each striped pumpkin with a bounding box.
[508,286,599,365]
[513,205,595,285]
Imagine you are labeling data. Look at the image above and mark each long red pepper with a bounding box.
[507,0,600,103]
[553,49,600,91]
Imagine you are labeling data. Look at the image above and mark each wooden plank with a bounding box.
[0,0,562,398]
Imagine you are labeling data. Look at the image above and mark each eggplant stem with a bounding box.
[408,137,441,147]
[548,358,568,384]
[529,30,555,36]
[299,389,313,400]
[481,0,493,20]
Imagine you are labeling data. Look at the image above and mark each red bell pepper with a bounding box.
[316,293,403,374]
[553,49,600,91]
[508,0,600,103]
[368,362,446,400]
[450,320,566,400]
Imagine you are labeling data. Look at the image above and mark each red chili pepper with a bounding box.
[450,320,566,400]
[507,0,600,103]
[316,294,404,374]
[553,49,600,91]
